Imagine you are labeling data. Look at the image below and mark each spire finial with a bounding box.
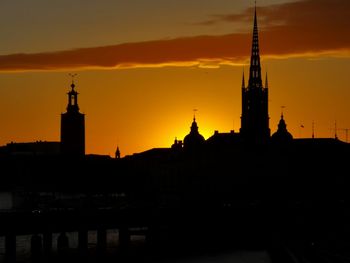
[69,73,77,89]
[254,0,257,24]
[312,121,315,139]
[248,0,262,88]
[193,109,198,121]
[281,106,285,119]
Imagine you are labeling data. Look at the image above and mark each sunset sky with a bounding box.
[1,0,350,156]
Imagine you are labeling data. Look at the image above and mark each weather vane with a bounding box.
[69,73,77,85]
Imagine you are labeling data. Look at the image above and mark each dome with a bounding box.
[184,117,205,150]
[271,114,293,143]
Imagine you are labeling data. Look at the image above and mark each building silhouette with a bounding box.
[176,6,272,151]
[271,113,293,144]
[178,7,270,151]
[0,141,60,156]
[183,116,205,151]
[1,6,350,262]
[115,146,121,159]
[60,80,85,156]
[240,7,270,144]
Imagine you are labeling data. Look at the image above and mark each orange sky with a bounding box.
[0,0,350,156]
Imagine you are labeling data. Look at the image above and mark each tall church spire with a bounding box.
[240,3,270,143]
[248,4,263,88]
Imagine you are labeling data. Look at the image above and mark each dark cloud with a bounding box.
[201,0,350,55]
[0,0,349,71]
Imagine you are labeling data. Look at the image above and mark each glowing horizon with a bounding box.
[0,0,350,156]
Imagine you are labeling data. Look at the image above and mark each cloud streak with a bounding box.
[0,0,349,71]
[0,34,250,71]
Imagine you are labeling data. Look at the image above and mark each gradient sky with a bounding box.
[1,0,350,156]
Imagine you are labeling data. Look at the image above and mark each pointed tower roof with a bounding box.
[66,79,80,113]
[242,70,246,89]
[115,146,121,159]
[248,4,263,88]
[190,117,199,133]
[278,113,287,131]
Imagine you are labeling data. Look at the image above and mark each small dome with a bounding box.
[271,114,293,143]
[184,117,205,150]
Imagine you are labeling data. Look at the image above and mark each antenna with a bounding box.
[335,120,338,139]
[312,121,315,139]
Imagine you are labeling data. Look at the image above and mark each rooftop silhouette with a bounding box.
[0,5,349,263]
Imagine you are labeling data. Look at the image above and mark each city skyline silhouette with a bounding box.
[0,0,349,156]
[0,2,350,263]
